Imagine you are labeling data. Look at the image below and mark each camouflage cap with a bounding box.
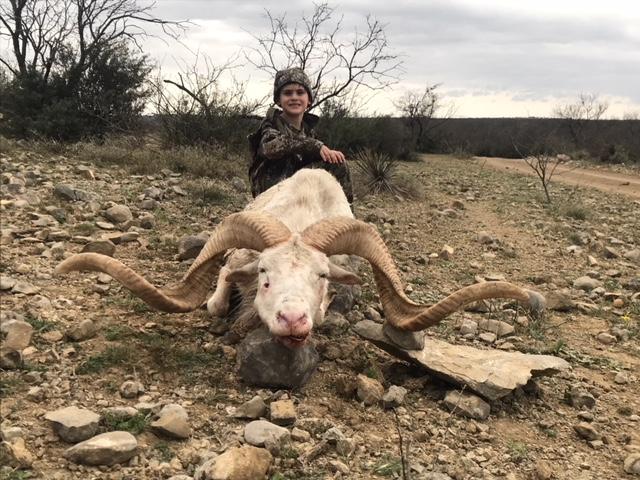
[273,67,313,104]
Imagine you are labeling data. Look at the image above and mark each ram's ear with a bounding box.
[226,260,259,283]
[328,262,361,285]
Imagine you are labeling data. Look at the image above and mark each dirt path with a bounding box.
[475,156,640,199]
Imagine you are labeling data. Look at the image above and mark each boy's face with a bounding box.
[278,83,310,116]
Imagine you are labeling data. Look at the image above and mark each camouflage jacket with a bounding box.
[248,107,353,203]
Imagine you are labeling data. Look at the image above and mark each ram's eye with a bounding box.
[259,268,266,274]
[319,272,328,279]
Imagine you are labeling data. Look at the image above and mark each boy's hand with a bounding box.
[320,145,346,164]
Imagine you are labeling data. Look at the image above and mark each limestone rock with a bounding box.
[44,406,101,443]
[66,319,97,341]
[545,291,574,311]
[573,276,602,291]
[356,374,384,405]
[150,404,191,439]
[81,239,116,256]
[1,319,33,349]
[443,390,490,420]
[354,320,569,400]
[237,327,319,389]
[244,420,290,447]
[565,386,596,409]
[573,422,600,441]
[194,445,272,480]
[624,453,640,475]
[0,437,34,468]
[382,385,407,409]
[178,234,208,261]
[63,431,137,465]
[119,380,144,399]
[104,204,133,224]
[477,318,514,337]
[232,395,267,419]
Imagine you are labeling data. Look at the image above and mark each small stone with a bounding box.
[105,205,133,224]
[364,306,383,323]
[573,276,602,292]
[439,244,454,260]
[382,385,408,409]
[44,406,101,443]
[612,373,631,387]
[478,332,497,344]
[66,319,97,341]
[41,329,64,343]
[269,399,296,426]
[1,319,33,350]
[119,380,144,399]
[193,445,272,480]
[0,426,23,442]
[232,395,267,419]
[103,406,139,421]
[64,431,137,465]
[443,390,490,420]
[151,409,191,440]
[0,275,17,290]
[477,318,514,337]
[624,453,640,474]
[26,386,45,402]
[356,374,384,406]
[81,239,116,256]
[596,332,616,345]
[477,231,496,244]
[11,281,40,295]
[545,291,574,311]
[329,459,350,474]
[459,318,478,336]
[0,437,34,468]
[534,460,553,480]
[291,427,311,442]
[244,420,290,447]
[565,386,596,409]
[574,422,600,441]
[577,411,594,422]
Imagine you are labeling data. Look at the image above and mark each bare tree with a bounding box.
[157,54,264,119]
[553,93,609,148]
[394,83,454,150]
[151,54,266,147]
[514,137,569,204]
[247,2,402,110]
[0,0,187,82]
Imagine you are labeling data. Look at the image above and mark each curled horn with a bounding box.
[55,211,292,312]
[302,216,544,331]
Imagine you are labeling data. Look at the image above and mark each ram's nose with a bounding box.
[276,308,308,330]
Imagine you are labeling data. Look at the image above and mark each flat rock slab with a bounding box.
[354,320,570,401]
[63,431,137,466]
[44,406,100,443]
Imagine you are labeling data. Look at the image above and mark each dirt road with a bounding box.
[475,156,640,200]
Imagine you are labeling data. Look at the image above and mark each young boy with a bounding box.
[248,67,353,204]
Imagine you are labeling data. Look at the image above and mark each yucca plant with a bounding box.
[353,148,405,196]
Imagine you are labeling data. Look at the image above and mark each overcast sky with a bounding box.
[5,0,637,118]
[144,0,640,117]
[140,0,640,118]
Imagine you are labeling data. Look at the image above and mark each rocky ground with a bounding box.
[1,144,639,480]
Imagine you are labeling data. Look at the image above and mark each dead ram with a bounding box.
[55,169,545,347]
